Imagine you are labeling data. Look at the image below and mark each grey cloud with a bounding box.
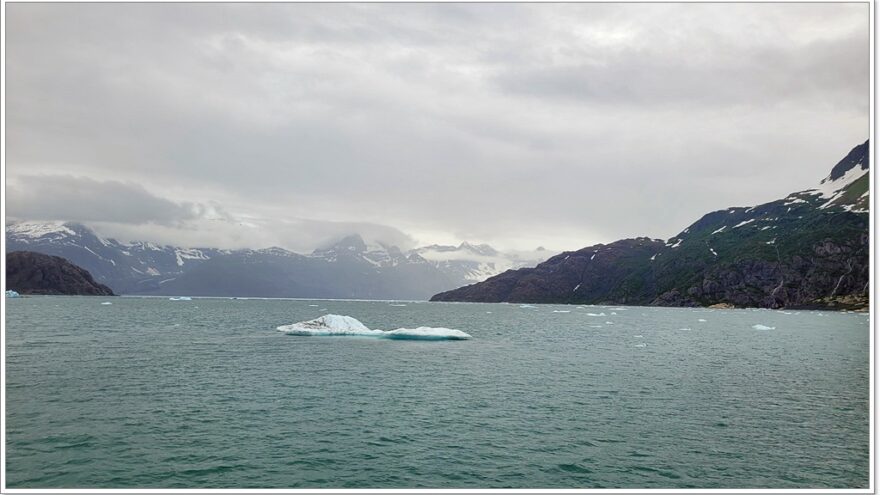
[7,176,205,225]
[5,3,870,251]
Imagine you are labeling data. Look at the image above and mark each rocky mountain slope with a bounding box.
[5,224,551,299]
[6,251,115,296]
[432,141,870,309]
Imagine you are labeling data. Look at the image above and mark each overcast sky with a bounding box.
[5,3,869,252]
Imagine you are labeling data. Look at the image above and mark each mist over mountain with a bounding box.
[5,223,553,299]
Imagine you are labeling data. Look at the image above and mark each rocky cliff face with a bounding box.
[6,251,115,296]
[432,141,869,309]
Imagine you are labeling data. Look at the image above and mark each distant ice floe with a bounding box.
[752,324,776,330]
[101,301,113,305]
[698,319,707,322]
[389,304,407,307]
[277,314,471,340]
[5,290,21,298]
[586,312,606,317]
[553,310,571,313]
[519,304,537,309]
[169,296,192,301]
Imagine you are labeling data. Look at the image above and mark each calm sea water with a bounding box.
[5,296,870,488]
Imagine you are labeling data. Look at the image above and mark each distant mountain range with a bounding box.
[432,141,870,309]
[5,223,551,299]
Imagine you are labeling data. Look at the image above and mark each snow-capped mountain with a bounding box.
[413,242,552,282]
[433,140,869,309]
[5,223,552,299]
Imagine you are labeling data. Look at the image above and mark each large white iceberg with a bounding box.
[276,315,385,337]
[277,314,472,340]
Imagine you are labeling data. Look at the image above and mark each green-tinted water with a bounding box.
[5,297,869,488]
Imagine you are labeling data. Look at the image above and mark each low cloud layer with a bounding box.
[5,3,869,251]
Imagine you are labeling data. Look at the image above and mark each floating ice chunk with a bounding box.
[553,310,571,313]
[605,321,614,325]
[101,301,113,305]
[5,290,21,298]
[277,315,471,340]
[384,327,471,340]
[277,314,382,336]
[169,296,192,301]
[519,304,537,309]
[698,318,707,322]
[308,304,319,307]
[634,343,647,348]
[679,327,691,331]
[586,312,606,317]
[610,312,617,315]
[634,335,644,338]
[752,324,776,330]
[389,304,407,307]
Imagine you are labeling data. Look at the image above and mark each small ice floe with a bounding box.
[101,301,113,305]
[634,343,647,348]
[610,312,617,315]
[752,324,776,330]
[5,290,21,298]
[277,314,471,340]
[169,296,192,301]
[389,304,407,307]
[698,318,707,322]
[586,312,606,317]
[308,304,319,307]
[634,335,644,338]
[486,311,492,314]
[553,310,571,313]
[519,304,537,309]
[679,327,691,331]
[605,321,614,325]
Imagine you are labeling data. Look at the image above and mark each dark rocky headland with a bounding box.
[6,251,115,296]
